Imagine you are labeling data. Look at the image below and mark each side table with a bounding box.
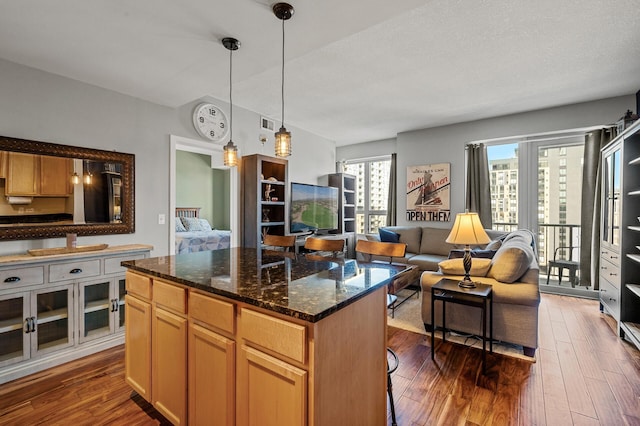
[430,278,493,374]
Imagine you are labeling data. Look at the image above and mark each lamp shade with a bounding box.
[446,211,491,245]
[223,140,238,167]
[274,127,291,157]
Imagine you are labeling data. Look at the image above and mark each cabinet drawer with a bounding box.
[599,276,620,321]
[0,266,45,288]
[49,259,100,282]
[189,291,235,334]
[600,248,620,266]
[240,308,306,364]
[126,271,152,300]
[105,254,146,275]
[599,257,620,287]
[154,280,186,315]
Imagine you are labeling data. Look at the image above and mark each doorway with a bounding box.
[169,135,239,254]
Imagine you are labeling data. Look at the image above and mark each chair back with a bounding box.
[304,237,345,257]
[355,239,406,264]
[263,234,296,252]
[554,246,578,262]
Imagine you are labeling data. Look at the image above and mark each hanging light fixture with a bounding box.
[222,37,240,167]
[71,172,80,185]
[273,2,294,157]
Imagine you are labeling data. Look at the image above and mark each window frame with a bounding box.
[343,155,391,234]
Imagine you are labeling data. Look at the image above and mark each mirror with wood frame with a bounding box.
[0,135,134,240]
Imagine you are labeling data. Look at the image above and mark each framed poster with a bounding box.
[406,163,450,222]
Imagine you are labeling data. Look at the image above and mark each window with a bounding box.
[344,157,391,234]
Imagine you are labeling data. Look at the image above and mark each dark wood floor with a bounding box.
[0,294,638,425]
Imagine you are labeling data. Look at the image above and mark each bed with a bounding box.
[175,207,231,254]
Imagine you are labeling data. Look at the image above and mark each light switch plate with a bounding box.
[158,214,166,225]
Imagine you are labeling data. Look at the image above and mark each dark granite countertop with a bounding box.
[122,248,408,323]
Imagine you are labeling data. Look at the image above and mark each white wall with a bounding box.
[338,95,636,229]
[0,58,336,256]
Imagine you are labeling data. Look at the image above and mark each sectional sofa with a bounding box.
[364,226,540,356]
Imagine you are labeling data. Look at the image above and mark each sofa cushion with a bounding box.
[487,233,535,283]
[379,228,400,243]
[382,226,422,254]
[407,253,447,272]
[420,227,458,256]
[438,258,492,276]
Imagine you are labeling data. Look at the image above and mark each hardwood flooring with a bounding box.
[0,294,638,425]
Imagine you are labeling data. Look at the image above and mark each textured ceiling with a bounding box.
[1,0,639,145]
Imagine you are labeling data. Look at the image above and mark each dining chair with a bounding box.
[262,234,296,252]
[303,237,345,257]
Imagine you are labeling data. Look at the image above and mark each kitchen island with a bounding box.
[122,248,407,426]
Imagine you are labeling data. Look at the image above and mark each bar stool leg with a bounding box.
[387,348,399,426]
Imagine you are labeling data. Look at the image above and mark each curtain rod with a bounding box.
[341,154,392,163]
[467,124,614,146]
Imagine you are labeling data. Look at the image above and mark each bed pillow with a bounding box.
[199,218,213,231]
[438,258,492,276]
[182,216,204,232]
[175,218,187,232]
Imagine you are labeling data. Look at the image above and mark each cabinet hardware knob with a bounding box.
[24,318,31,333]
[70,268,82,274]
[30,317,36,333]
[610,273,617,276]
[610,256,618,259]
[4,276,20,283]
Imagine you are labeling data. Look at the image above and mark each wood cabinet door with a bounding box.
[188,323,235,426]
[40,155,72,196]
[237,345,307,426]
[152,307,187,425]
[124,294,152,401]
[6,152,37,196]
[0,151,6,178]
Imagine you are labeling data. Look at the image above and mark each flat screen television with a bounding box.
[290,182,339,234]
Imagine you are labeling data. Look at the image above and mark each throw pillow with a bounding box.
[181,216,204,232]
[379,228,400,243]
[175,217,187,232]
[485,238,503,251]
[199,218,213,231]
[438,258,492,276]
[487,245,533,283]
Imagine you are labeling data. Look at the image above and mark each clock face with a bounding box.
[193,103,229,142]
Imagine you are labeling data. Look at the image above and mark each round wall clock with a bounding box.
[192,103,229,143]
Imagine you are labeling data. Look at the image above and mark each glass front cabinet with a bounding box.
[0,245,152,383]
[0,284,74,368]
[78,277,126,343]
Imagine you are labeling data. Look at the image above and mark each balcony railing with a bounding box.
[493,222,581,277]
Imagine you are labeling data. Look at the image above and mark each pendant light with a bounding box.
[273,2,294,157]
[222,37,240,167]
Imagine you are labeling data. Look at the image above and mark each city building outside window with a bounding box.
[344,157,391,234]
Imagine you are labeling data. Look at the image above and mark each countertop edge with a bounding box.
[123,262,392,323]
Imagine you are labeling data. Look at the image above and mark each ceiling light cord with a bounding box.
[281,17,285,128]
[229,44,233,142]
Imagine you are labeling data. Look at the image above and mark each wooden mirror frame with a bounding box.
[0,135,135,240]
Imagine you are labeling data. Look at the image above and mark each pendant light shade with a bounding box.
[222,37,240,167]
[273,3,294,157]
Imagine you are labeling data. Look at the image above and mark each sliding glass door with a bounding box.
[487,136,592,295]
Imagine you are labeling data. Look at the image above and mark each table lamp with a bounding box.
[445,211,491,288]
